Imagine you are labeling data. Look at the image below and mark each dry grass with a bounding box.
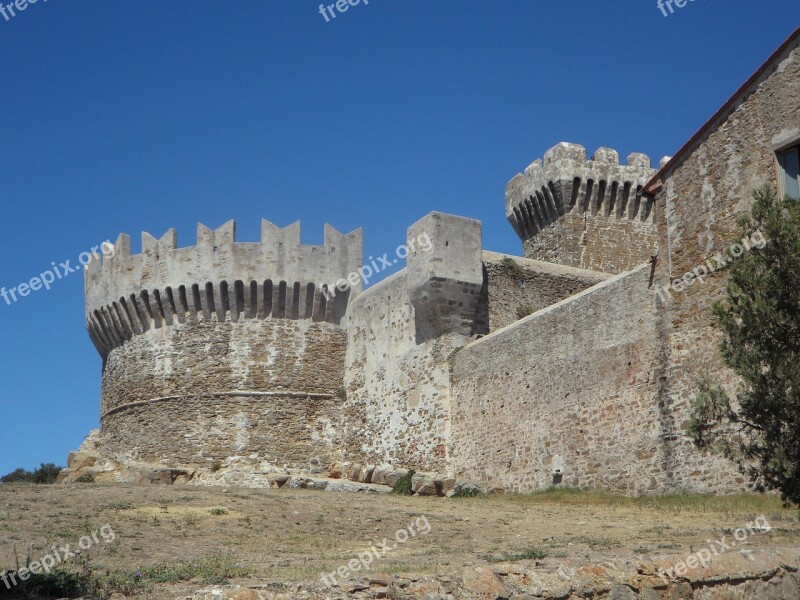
[0,483,797,597]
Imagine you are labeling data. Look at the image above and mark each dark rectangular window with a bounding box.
[778,146,800,199]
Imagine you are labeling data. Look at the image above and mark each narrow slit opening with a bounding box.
[263,280,273,318]
[595,180,607,216]
[570,177,581,210]
[583,179,594,213]
[277,281,287,318]
[305,283,315,319]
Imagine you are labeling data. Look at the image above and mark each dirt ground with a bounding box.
[0,483,798,598]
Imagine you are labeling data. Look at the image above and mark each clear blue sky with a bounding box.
[0,1,796,475]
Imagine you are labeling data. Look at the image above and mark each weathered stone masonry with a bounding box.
[66,29,799,494]
[479,251,609,331]
[85,219,361,475]
[339,213,484,475]
[506,143,658,274]
[451,265,665,494]
[644,31,800,493]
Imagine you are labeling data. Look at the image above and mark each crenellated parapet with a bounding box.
[85,220,362,357]
[505,142,656,240]
[504,142,658,274]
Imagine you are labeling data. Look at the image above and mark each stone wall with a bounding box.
[99,318,347,472]
[451,264,744,493]
[339,247,608,477]
[101,393,340,473]
[522,209,657,274]
[340,270,466,475]
[337,213,485,476]
[506,142,657,274]
[480,251,609,331]
[648,35,800,491]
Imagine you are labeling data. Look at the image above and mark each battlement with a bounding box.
[85,220,362,357]
[505,142,656,240]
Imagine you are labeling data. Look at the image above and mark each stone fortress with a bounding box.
[62,28,800,495]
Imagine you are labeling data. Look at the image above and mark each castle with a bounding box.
[61,28,800,495]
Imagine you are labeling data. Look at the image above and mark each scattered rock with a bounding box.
[67,450,100,472]
[369,574,392,588]
[173,471,195,485]
[226,588,264,600]
[359,466,375,483]
[447,480,483,497]
[437,477,457,496]
[268,473,290,488]
[462,566,507,598]
[325,479,390,494]
[327,463,344,479]
[412,476,439,496]
[348,464,363,481]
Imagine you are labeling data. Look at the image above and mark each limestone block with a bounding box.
[461,566,506,598]
[414,479,439,496]
[359,466,375,483]
[326,463,344,479]
[371,468,389,485]
[144,470,175,485]
[67,451,99,471]
[173,473,194,485]
[382,470,406,488]
[437,478,457,496]
[268,473,290,488]
[348,464,363,481]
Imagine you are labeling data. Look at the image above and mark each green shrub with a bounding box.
[508,547,548,560]
[391,470,415,495]
[500,256,525,279]
[0,568,93,598]
[1,463,62,484]
[105,500,136,511]
[75,472,95,484]
[515,305,534,319]
[210,507,228,516]
[32,463,62,484]
[483,546,548,563]
[451,486,482,498]
[0,555,250,599]
[210,461,223,473]
[0,468,30,483]
[124,553,249,586]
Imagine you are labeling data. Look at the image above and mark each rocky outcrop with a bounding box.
[185,547,800,599]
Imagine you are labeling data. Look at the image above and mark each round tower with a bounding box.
[505,142,657,274]
[84,219,362,480]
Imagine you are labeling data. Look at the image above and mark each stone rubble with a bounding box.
[179,547,800,599]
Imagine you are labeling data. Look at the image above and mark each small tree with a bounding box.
[0,468,32,483]
[0,463,62,484]
[31,463,62,484]
[688,186,800,505]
